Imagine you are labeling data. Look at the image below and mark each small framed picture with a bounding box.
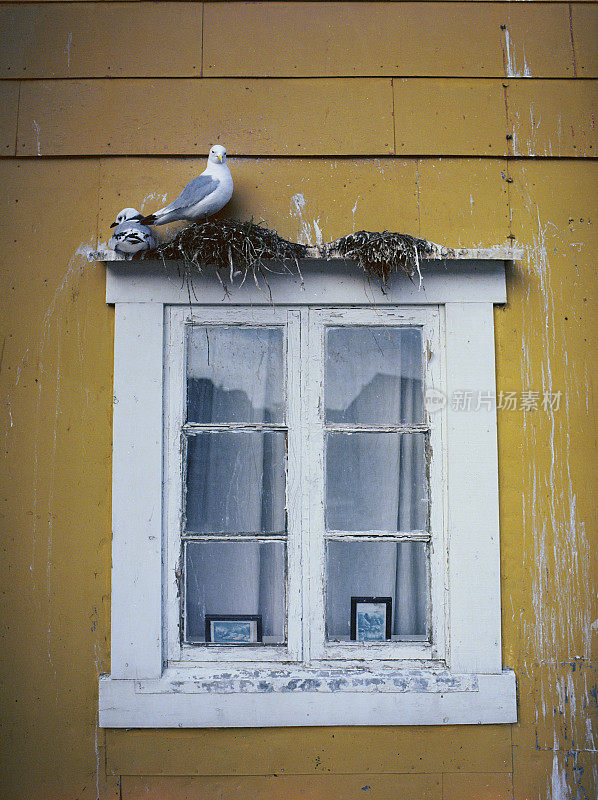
[205,615,262,644]
[350,597,392,642]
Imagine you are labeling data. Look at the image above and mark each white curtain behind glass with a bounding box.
[325,327,428,639]
[184,327,286,642]
[186,541,286,641]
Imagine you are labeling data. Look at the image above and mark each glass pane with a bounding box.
[325,326,423,425]
[187,326,284,423]
[326,540,428,641]
[185,541,286,644]
[185,432,286,534]
[326,432,428,531]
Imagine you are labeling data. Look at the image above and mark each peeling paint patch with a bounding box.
[290,192,323,246]
[66,32,72,70]
[136,667,477,695]
[32,120,41,156]
[515,178,596,798]
[503,28,532,78]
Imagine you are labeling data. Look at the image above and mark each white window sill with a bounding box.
[99,667,516,727]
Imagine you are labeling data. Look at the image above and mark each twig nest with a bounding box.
[324,230,434,284]
[142,219,434,289]
[145,219,307,281]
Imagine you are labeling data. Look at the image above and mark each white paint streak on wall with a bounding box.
[290,192,323,246]
[66,32,72,70]
[550,749,568,800]
[141,192,168,212]
[503,28,532,78]
[352,197,360,231]
[33,121,41,156]
[26,247,97,710]
[517,174,594,797]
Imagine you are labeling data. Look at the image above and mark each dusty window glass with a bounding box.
[324,326,429,642]
[182,325,287,645]
[185,431,286,535]
[326,540,428,641]
[326,431,428,532]
[185,540,286,644]
[325,327,423,425]
[187,326,284,423]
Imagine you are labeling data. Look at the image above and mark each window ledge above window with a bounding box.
[102,256,508,306]
[99,667,516,727]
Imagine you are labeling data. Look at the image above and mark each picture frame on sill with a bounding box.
[205,615,263,644]
[350,597,392,642]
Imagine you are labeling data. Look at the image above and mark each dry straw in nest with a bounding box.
[146,219,308,290]
[144,220,433,290]
[324,230,434,286]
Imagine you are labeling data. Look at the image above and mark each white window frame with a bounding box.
[305,307,445,664]
[99,258,517,728]
[165,307,303,665]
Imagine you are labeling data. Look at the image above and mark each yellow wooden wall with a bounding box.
[0,2,596,798]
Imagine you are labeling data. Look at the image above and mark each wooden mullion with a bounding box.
[325,531,430,542]
[325,423,430,434]
[183,423,288,433]
[181,533,288,541]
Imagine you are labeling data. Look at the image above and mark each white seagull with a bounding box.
[108,208,155,258]
[139,145,234,226]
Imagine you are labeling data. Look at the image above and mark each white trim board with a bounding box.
[105,259,507,305]
[102,262,516,728]
[99,670,516,727]
[91,244,523,263]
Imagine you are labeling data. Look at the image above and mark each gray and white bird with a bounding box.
[139,145,233,226]
[108,208,155,258]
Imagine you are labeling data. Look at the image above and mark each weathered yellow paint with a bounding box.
[416,158,510,246]
[507,79,598,157]
[496,159,598,800]
[0,159,116,799]
[16,77,598,159]
[122,773,443,800]
[16,78,395,157]
[106,725,512,775]
[0,82,18,155]
[204,2,573,78]
[0,3,203,79]
[393,79,508,157]
[1,2,596,799]
[442,771,513,800]
[499,2,575,78]
[572,3,598,77]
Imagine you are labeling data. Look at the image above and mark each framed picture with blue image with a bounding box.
[205,614,263,644]
[350,597,392,642]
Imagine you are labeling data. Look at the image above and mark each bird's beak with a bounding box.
[110,222,118,228]
[217,154,223,163]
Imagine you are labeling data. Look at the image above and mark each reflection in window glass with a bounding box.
[326,540,428,641]
[187,326,284,423]
[325,327,423,425]
[326,432,428,532]
[185,432,286,534]
[186,541,286,643]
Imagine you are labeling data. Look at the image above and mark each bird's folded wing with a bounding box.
[158,174,218,214]
[113,221,149,237]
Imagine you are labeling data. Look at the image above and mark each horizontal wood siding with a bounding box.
[6,78,595,157]
[203,1,575,78]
